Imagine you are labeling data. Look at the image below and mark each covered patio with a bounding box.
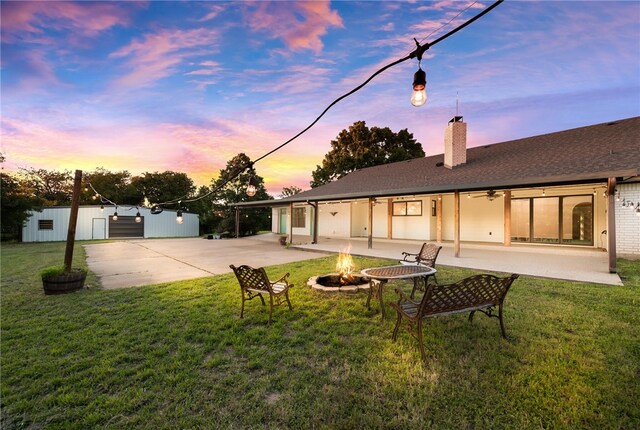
[276,234,623,286]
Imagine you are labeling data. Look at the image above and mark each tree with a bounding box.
[131,171,195,206]
[1,172,44,241]
[280,186,302,198]
[20,168,73,205]
[212,153,272,237]
[310,121,424,187]
[80,168,140,206]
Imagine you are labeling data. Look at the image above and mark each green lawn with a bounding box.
[1,242,639,429]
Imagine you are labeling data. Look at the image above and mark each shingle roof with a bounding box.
[239,117,640,206]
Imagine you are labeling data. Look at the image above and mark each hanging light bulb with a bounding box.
[100,204,104,212]
[542,189,546,196]
[621,199,627,207]
[176,209,184,224]
[636,204,640,216]
[616,191,620,202]
[246,175,258,197]
[113,208,118,221]
[411,66,427,107]
[135,209,141,223]
[593,188,597,195]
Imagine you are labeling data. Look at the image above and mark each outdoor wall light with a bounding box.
[176,209,184,224]
[246,176,258,197]
[411,66,427,107]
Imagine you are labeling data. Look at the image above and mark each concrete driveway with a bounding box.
[84,235,323,289]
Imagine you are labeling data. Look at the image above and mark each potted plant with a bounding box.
[41,265,87,295]
[278,235,288,246]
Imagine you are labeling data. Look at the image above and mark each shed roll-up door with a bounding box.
[108,216,144,238]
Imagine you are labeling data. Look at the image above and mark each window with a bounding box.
[511,194,593,246]
[393,201,422,216]
[292,207,306,228]
[38,220,54,230]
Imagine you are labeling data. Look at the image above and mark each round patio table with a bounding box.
[361,265,437,321]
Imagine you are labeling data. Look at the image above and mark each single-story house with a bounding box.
[236,117,640,270]
[22,206,199,242]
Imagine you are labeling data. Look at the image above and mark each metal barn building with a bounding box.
[22,206,199,242]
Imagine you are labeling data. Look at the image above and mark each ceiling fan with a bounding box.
[473,190,503,201]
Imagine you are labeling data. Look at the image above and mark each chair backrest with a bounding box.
[230,264,270,292]
[416,243,442,267]
[419,274,518,317]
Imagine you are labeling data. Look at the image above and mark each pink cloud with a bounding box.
[246,1,343,53]
[1,1,135,43]
[110,28,220,87]
[185,60,222,76]
[198,4,225,22]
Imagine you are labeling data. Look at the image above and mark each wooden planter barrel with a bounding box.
[42,270,86,295]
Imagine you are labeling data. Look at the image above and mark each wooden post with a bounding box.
[288,202,293,244]
[454,191,460,258]
[63,169,83,272]
[310,202,318,244]
[607,178,617,273]
[235,208,240,238]
[436,195,443,243]
[387,198,393,239]
[368,197,373,249]
[504,190,512,246]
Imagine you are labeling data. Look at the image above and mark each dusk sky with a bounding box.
[2,1,639,196]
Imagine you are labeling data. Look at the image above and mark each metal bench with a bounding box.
[390,273,519,361]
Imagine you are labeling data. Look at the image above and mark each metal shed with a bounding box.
[22,206,199,242]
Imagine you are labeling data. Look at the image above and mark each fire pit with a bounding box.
[307,246,370,292]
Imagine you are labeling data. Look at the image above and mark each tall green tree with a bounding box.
[310,121,424,187]
[81,168,139,206]
[213,153,272,236]
[0,172,44,241]
[131,171,195,206]
[20,168,73,205]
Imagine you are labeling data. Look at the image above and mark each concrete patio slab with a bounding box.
[289,236,623,286]
[84,236,323,289]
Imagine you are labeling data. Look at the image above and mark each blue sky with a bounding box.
[1,1,639,195]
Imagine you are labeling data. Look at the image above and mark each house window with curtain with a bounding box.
[292,207,306,228]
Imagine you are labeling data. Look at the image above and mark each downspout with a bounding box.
[288,202,293,245]
[454,191,460,257]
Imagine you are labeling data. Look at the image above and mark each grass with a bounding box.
[1,242,639,429]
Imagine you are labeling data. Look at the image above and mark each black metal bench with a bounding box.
[390,273,519,361]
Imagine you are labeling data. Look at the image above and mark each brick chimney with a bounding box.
[444,116,467,169]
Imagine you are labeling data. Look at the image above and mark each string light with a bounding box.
[113,207,118,221]
[82,2,504,211]
[176,209,183,224]
[135,209,142,223]
[100,204,104,212]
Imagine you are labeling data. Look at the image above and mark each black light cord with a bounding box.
[96,0,504,209]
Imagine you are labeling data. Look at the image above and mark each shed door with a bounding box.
[108,216,144,238]
[92,218,106,240]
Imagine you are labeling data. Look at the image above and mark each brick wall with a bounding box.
[444,120,467,169]
[616,182,640,257]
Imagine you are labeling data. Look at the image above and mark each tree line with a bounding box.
[1,121,424,241]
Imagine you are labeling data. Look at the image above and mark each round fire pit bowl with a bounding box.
[307,273,370,293]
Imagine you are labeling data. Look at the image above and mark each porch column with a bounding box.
[288,202,293,245]
[235,207,240,238]
[310,202,318,244]
[436,195,443,242]
[387,198,393,239]
[504,190,511,246]
[607,178,617,273]
[454,191,460,257]
[368,197,374,249]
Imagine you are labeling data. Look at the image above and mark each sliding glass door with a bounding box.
[511,195,593,246]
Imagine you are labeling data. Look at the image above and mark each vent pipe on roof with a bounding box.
[444,116,467,169]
